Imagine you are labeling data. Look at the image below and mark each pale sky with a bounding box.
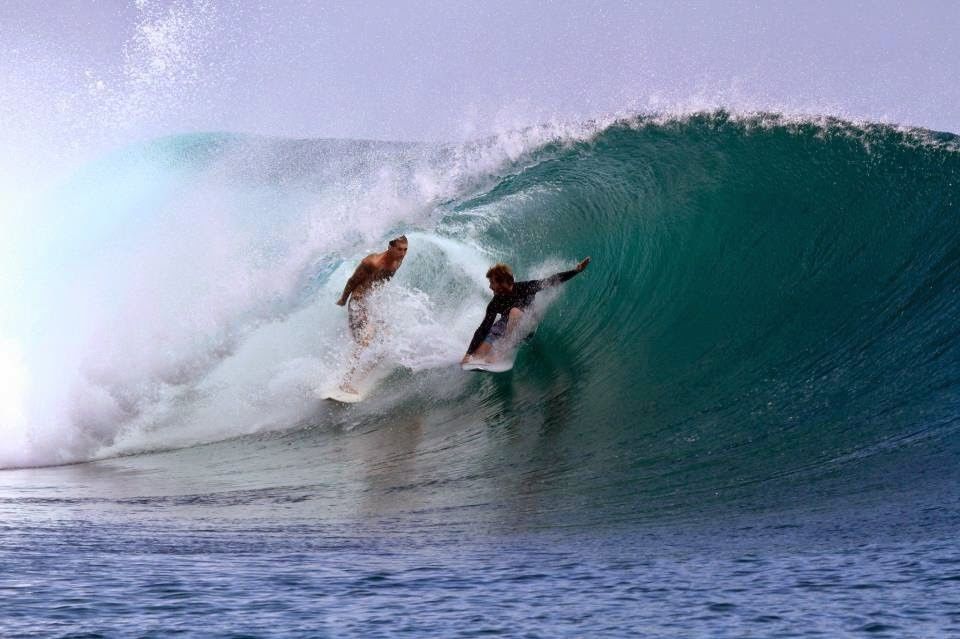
[2,0,959,145]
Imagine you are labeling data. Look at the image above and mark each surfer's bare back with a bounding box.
[462,257,591,364]
[336,235,409,347]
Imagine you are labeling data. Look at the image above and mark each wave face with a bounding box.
[432,112,960,522]
[5,112,960,523]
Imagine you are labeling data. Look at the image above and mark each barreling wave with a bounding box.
[5,111,960,521]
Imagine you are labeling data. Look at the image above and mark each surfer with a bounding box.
[461,257,591,364]
[335,235,409,392]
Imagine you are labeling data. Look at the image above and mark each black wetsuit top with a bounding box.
[466,269,580,354]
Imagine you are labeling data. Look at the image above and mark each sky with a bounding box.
[2,0,959,148]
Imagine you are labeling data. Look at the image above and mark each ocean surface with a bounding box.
[2,112,960,637]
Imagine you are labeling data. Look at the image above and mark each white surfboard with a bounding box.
[320,387,366,403]
[461,358,514,373]
[319,357,396,404]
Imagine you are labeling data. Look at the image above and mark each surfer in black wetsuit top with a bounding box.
[461,257,591,364]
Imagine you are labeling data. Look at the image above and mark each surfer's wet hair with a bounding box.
[486,263,514,285]
[388,235,408,247]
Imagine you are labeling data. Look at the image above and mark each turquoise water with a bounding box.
[2,112,959,636]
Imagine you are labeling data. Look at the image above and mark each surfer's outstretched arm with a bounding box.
[533,257,591,291]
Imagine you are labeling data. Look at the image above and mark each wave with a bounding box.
[4,112,960,520]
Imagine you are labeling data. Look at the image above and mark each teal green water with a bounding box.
[434,112,960,523]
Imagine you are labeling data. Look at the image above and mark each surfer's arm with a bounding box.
[533,257,591,291]
[336,260,374,305]
[465,303,498,356]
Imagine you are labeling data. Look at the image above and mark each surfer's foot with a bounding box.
[339,383,359,394]
[483,349,505,363]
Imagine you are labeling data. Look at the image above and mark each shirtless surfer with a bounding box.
[336,235,408,391]
[461,257,591,364]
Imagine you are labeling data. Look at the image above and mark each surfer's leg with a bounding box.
[472,315,514,362]
[342,343,380,393]
[471,342,493,359]
[340,356,362,394]
[499,308,524,345]
[343,299,376,392]
[348,299,374,347]
[483,308,524,360]
[341,353,381,394]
